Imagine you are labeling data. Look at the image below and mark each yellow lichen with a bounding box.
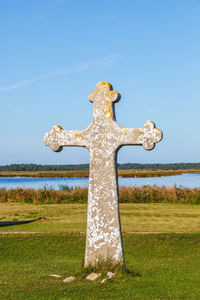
[56,125,63,132]
[50,125,63,133]
[75,132,83,138]
[106,91,116,99]
[101,99,113,118]
[104,135,108,141]
[99,81,112,90]
[89,92,95,97]
[123,128,128,136]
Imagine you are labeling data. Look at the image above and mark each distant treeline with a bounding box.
[0,164,89,172]
[0,163,200,172]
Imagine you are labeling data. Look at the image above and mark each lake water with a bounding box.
[0,173,200,189]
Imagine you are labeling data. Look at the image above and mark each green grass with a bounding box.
[1,202,200,299]
[0,203,200,233]
[0,233,200,299]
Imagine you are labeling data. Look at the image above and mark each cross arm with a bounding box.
[119,120,162,150]
[44,125,87,152]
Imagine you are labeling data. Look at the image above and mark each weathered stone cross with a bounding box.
[44,81,162,268]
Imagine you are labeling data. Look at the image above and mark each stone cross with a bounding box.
[44,81,162,268]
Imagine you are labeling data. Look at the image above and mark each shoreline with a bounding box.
[0,169,200,178]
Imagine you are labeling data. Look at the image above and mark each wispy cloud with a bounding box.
[0,54,119,93]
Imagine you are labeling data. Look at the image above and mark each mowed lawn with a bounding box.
[0,203,200,233]
[0,203,200,299]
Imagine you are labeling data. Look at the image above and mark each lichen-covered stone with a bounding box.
[44,81,162,268]
[49,274,62,278]
[101,272,115,283]
[86,273,101,281]
[63,276,75,283]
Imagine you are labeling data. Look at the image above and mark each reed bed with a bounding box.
[0,185,200,204]
[118,170,184,177]
[0,170,89,178]
[0,169,198,178]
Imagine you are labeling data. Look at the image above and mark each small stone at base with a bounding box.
[101,272,115,283]
[86,273,101,281]
[107,272,115,278]
[63,276,76,283]
[49,274,62,278]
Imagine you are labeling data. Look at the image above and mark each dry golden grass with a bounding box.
[1,185,200,204]
[0,203,200,233]
[1,169,199,178]
[0,170,89,178]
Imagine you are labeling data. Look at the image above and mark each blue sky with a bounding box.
[1,0,200,165]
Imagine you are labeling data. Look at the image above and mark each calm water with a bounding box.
[0,173,200,189]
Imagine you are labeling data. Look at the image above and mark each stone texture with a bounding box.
[49,274,62,278]
[101,271,115,283]
[63,276,75,283]
[44,81,162,268]
[107,271,115,278]
[86,273,101,281]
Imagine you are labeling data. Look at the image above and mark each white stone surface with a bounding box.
[101,271,115,283]
[63,276,75,283]
[49,274,62,278]
[107,271,115,278]
[86,273,101,281]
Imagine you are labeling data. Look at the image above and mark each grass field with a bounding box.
[0,203,200,233]
[0,233,200,299]
[0,202,200,299]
